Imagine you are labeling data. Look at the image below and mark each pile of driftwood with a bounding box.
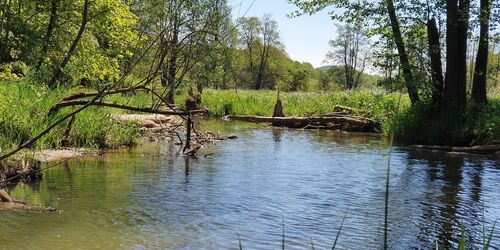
[224,101,381,133]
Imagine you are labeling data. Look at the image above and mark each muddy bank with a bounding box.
[34,149,85,163]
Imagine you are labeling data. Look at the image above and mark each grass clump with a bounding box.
[0,81,139,151]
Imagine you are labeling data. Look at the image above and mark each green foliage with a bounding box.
[0,61,28,80]
[0,0,139,86]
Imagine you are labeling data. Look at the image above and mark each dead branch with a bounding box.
[49,100,206,116]
[62,85,148,101]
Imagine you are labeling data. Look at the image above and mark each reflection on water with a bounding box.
[0,119,498,249]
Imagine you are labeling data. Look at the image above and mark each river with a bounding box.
[1,119,499,249]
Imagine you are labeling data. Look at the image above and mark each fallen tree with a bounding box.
[409,144,500,155]
[224,114,381,132]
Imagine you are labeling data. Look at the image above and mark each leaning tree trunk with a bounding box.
[385,0,420,104]
[37,0,58,70]
[427,18,445,104]
[444,0,470,109]
[472,0,490,104]
[48,0,89,88]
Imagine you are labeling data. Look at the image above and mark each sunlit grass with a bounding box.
[0,81,139,151]
[199,89,409,123]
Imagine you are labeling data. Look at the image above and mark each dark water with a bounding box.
[1,120,499,249]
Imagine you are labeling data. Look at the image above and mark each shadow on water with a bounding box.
[400,149,496,248]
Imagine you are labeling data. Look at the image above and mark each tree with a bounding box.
[152,0,230,103]
[189,0,236,90]
[385,0,420,103]
[318,69,333,91]
[237,15,282,90]
[255,14,280,90]
[0,0,140,85]
[36,0,59,71]
[237,16,261,86]
[444,0,470,108]
[49,0,89,88]
[289,0,421,103]
[427,18,445,104]
[325,23,369,89]
[472,0,491,104]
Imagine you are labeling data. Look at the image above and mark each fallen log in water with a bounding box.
[409,144,500,155]
[0,201,59,212]
[224,115,381,132]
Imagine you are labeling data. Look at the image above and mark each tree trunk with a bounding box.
[166,16,179,104]
[161,8,179,104]
[272,93,285,118]
[255,45,268,90]
[426,18,444,104]
[37,0,58,70]
[48,0,89,88]
[444,0,469,108]
[183,116,192,153]
[385,0,420,104]
[472,0,490,104]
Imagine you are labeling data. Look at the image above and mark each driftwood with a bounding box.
[0,202,58,212]
[0,189,13,202]
[0,189,26,204]
[224,115,381,132]
[334,105,372,117]
[409,144,500,155]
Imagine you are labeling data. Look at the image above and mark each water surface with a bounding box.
[1,120,499,249]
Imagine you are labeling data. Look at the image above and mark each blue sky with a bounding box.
[229,0,338,68]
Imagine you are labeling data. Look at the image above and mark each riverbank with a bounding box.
[1,82,498,153]
[198,89,407,124]
[0,82,143,152]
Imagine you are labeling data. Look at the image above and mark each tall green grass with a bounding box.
[0,81,139,151]
[388,100,500,145]
[199,89,408,123]
[198,89,499,145]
